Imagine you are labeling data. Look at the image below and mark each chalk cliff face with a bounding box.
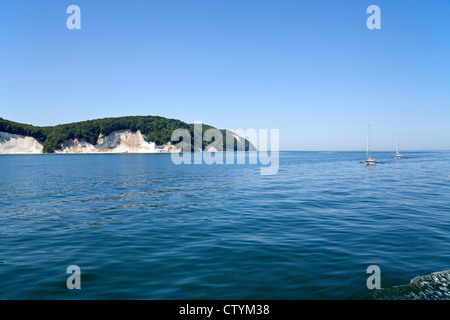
[0,129,255,154]
[0,130,179,154]
[0,132,44,154]
[56,131,248,154]
[56,130,179,154]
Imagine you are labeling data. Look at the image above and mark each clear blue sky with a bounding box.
[1,0,449,150]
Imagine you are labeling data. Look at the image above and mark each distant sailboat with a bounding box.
[395,133,403,159]
[365,124,376,165]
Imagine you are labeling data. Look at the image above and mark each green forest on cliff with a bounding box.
[0,116,254,153]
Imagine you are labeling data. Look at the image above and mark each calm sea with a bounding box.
[0,151,449,300]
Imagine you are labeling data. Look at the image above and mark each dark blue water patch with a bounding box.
[0,151,449,299]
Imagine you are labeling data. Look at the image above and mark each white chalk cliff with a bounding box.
[0,130,179,154]
[0,132,44,154]
[55,130,179,154]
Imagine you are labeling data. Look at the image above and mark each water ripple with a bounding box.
[0,152,449,299]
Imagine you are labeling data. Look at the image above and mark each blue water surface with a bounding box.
[0,151,449,299]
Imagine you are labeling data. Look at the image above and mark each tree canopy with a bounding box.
[0,116,255,153]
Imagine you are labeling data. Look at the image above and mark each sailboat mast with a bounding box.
[367,124,370,159]
[396,133,399,154]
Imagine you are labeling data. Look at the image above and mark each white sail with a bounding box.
[397,134,399,154]
[365,124,376,164]
[395,133,403,159]
[366,124,371,159]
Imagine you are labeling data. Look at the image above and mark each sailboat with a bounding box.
[365,124,376,165]
[395,133,403,159]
